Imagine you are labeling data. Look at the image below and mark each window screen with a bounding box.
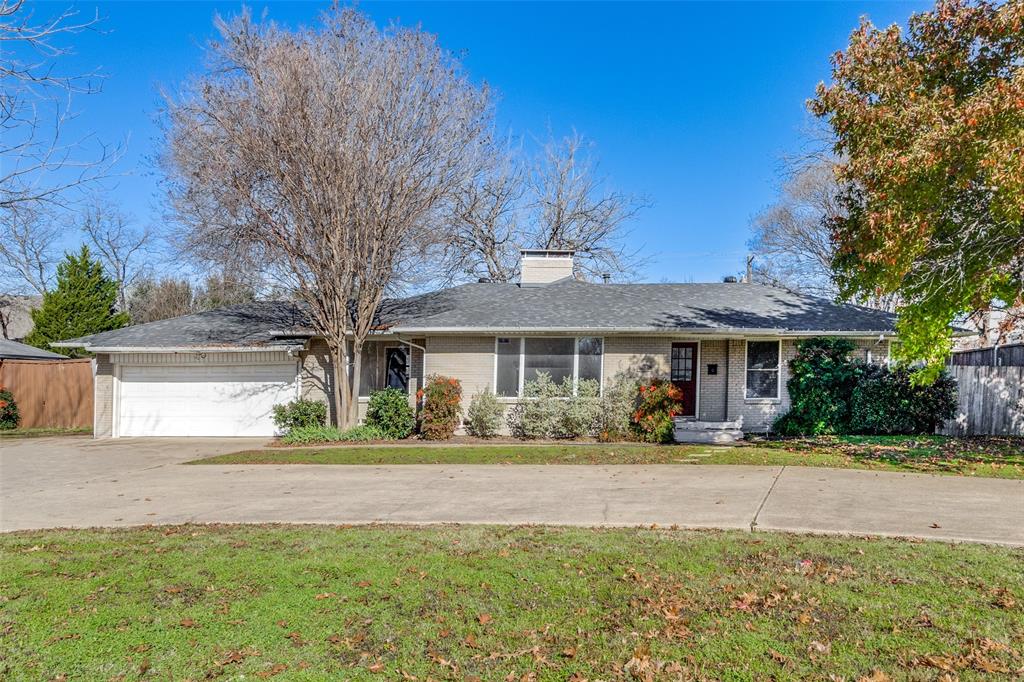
[745,341,780,399]
[577,337,603,385]
[496,338,520,397]
[524,337,574,387]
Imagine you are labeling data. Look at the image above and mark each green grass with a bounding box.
[190,436,1024,479]
[1,525,1021,680]
[0,426,91,439]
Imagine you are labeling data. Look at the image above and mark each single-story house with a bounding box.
[54,250,898,438]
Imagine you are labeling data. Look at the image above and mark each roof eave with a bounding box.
[388,326,899,337]
[50,343,306,353]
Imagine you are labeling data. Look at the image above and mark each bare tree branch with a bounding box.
[79,199,153,310]
[0,0,121,214]
[527,131,647,281]
[0,203,59,294]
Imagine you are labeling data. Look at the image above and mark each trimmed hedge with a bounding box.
[849,364,958,435]
[773,337,957,436]
[365,388,415,439]
[272,399,327,432]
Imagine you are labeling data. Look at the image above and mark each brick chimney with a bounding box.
[519,249,576,285]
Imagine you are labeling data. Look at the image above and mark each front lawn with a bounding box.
[191,435,1024,479]
[2,525,1021,680]
[0,426,92,439]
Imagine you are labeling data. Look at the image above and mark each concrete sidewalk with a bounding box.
[1,437,1022,545]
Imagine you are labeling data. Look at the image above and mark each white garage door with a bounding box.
[118,363,299,437]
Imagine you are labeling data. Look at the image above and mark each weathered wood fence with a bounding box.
[939,365,1024,436]
[0,358,93,429]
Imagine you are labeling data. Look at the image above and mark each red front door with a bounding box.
[671,342,698,417]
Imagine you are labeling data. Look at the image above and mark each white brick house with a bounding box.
[57,250,896,438]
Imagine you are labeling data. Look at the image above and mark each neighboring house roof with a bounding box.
[0,339,66,360]
[55,280,900,352]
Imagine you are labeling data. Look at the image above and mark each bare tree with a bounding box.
[0,0,118,214]
[80,200,152,310]
[448,145,524,282]
[127,276,194,324]
[747,159,839,297]
[748,156,899,311]
[164,8,491,427]
[446,132,647,284]
[0,204,59,294]
[527,132,646,281]
[194,271,255,311]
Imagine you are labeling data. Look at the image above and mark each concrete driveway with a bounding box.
[1,437,1022,545]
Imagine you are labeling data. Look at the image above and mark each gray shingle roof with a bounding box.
[0,339,66,360]
[55,301,310,351]
[57,281,899,351]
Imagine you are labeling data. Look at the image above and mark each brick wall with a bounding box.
[93,353,114,437]
[699,340,728,421]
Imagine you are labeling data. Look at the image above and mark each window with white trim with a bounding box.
[745,340,780,400]
[494,337,603,397]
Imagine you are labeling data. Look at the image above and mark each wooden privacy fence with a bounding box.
[939,365,1024,436]
[0,358,93,429]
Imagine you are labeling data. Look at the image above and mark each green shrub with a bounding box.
[365,388,415,439]
[597,372,640,441]
[280,424,385,445]
[0,387,19,430]
[420,375,462,440]
[272,399,327,432]
[465,389,504,438]
[508,372,569,439]
[630,379,685,443]
[849,365,958,434]
[773,338,862,436]
[561,378,602,438]
[506,375,606,440]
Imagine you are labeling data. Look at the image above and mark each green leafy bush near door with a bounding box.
[364,388,415,439]
[773,337,957,436]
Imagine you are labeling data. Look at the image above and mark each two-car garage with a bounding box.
[111,352,300,437]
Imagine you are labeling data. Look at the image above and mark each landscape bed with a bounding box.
[2,525,1023,680]
[191,435,1024,479]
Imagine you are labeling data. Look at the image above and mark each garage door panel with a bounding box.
[118,363,298,437]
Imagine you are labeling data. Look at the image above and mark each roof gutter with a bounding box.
[388,326,900,338]
[49,343,306,353]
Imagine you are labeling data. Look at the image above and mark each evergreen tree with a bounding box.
[25,246,130,357]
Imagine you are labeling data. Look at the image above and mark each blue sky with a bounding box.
[43,0,930,284]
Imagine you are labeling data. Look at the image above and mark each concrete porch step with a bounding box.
[672,417,744,444]
[673,418,743,431]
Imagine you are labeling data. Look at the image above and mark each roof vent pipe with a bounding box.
[601,273,611,284]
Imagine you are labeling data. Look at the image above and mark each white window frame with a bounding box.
[744,338,781,402]
[493,336,605,399]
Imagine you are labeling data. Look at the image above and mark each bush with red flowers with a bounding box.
[0,387,19,430]
[631,379,685,443]
[419,374,463,440]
